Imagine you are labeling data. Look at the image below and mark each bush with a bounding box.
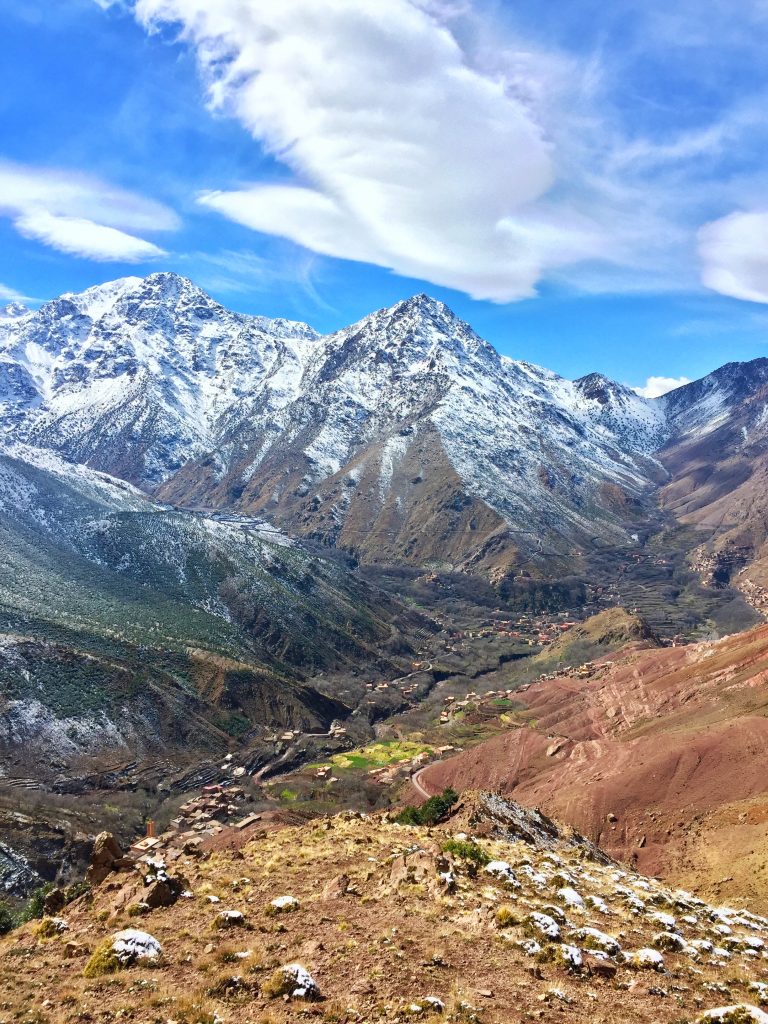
[441,838,490,865]
[495,904,519,928]
[0,902,17,935]
[83,940,122,977]
[395,788,458,826]
[24,883,55,923]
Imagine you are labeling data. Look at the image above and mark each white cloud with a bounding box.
[698,210,768,304]
[0,282,29,304]
[632,375,692,399]
[0,162,177,263]
[100,0,768,303]
[15,211,166,263]
[128,0,613,302]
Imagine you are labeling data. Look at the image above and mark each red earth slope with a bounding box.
[418,623,768,910]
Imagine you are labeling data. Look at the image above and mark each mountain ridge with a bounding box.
[1,272,766,576]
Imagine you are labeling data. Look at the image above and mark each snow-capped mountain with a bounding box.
[1,273,763,573]
[155,289,672,568]
[0,273,319,486]
[0,302,29,321]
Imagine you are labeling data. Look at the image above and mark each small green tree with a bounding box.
[395,787,458,826]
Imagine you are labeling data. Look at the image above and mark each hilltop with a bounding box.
[2,792,768,1024]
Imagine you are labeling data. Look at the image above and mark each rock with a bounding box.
[112,929,162,965]
[583,954,617,979]
[606,813,618,824]
[267,895,299,914]
[43,888,66,915]
[387,846,443,894]
[628,948,665,971]
[215,910,246,928]
[700,1007,768,1024]
[569,927,621,956]
[87,832,126,886]
[322,873,350,899]
[557,886,584,908]
[524,912,561,942]
[485,861,520,887]
[264,963,320,1000]
[144,872,188,909]
[84,929,163,976]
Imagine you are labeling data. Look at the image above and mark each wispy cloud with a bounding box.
[103,0,768,303]
[0,162,178,263]
[0,282,30,304]
[632,375,692,399]
[183,248,337,315]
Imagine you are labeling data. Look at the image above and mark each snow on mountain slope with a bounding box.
[0,444,426,705]
[0,273,319,486]
[3,273,764,573]
[157,292,671,568]
[661,358,768,439]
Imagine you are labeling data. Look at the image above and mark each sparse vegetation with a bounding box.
[442,838,490,865]
[395,788,458,826]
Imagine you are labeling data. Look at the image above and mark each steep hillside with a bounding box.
[658,367,768,600]
[418,623,768,910]
[3,792,768,1024]
[0,446,427,779]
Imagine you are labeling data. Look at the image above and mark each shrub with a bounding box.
[495,905,519,928]
[0,902,17,935]
[83,940,122,977]
[441,838,490,865]
[18,883,55,924]
[395,788,458,826]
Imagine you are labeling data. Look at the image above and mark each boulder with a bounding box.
[43,888,66,915]
[264,963,320,1000]
[87,833,129,886]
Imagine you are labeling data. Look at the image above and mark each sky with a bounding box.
[2,0,768,395]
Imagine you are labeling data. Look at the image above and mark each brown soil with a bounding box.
[418,624,768,910]
[3,793,768,1024]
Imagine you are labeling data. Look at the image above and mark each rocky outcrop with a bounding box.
[86,833,132,886]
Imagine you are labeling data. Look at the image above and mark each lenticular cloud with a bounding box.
[130,0,601,301]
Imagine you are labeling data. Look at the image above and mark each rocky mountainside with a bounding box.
[657,363,768,597]
[3,791,768,1024]
[0,444,427,781]
[3,273,768,576]
[418,621,768,911]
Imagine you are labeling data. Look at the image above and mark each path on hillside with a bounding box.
[410,764,435,800]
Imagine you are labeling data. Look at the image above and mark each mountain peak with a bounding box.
[393,292,460,323]
[574,372,639,405]
[0,301,29,320]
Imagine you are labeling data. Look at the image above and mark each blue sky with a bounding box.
[2,0,768,394]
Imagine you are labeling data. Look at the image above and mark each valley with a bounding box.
[1,277,768,991]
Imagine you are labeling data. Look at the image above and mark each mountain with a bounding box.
[418,621,768,910]
[0,274,319,487]
[0,275,672,573]
[3,272,768,580]
[0,444,426,781]
[657,361,768,597]
[0,302,28,321]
